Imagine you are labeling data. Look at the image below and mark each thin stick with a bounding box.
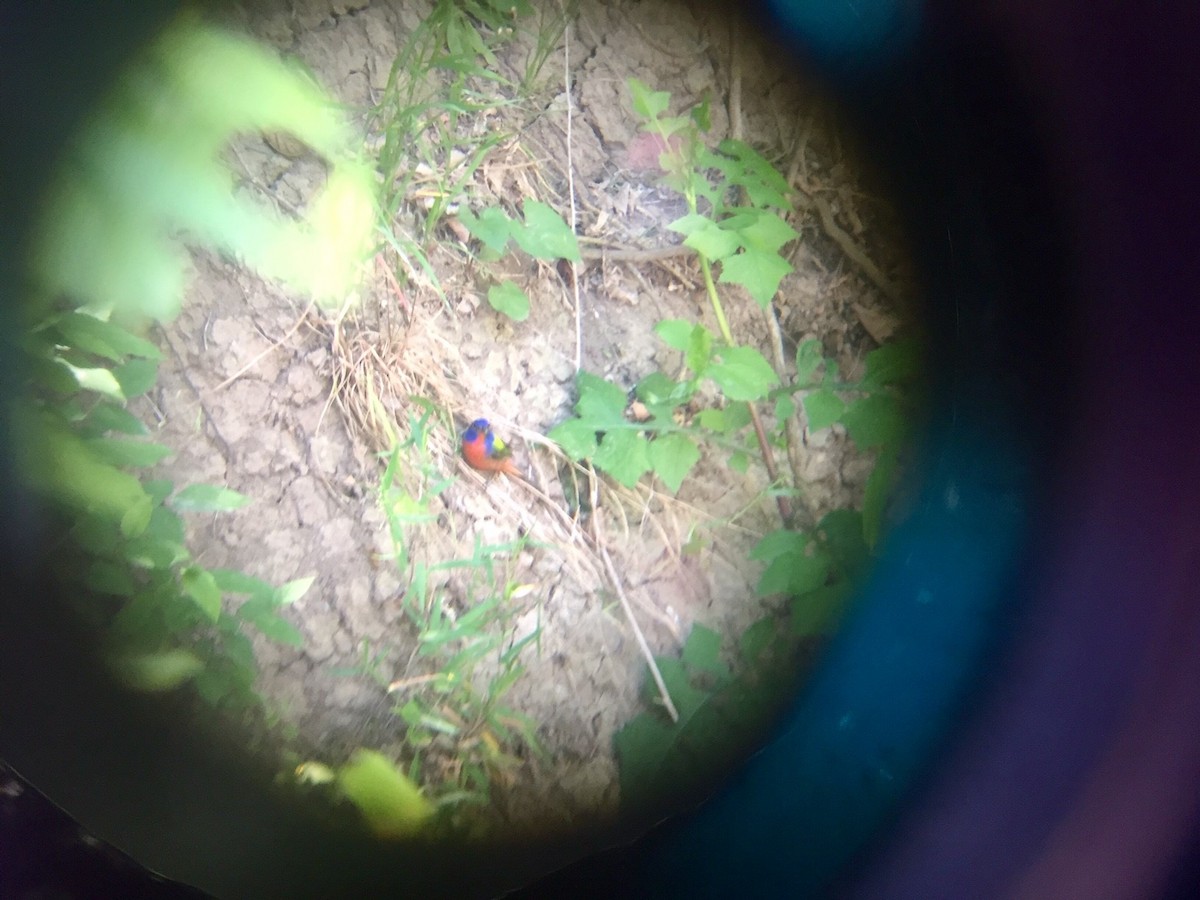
[560,9,584,372]
[595,512,679,723]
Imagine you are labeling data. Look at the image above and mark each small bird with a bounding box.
[461,418,521,477]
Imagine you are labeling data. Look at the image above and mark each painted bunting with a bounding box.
[461,418,521,477]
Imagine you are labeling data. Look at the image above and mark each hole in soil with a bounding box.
[28,0,921,845]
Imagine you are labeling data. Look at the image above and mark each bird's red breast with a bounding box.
[462,419,521,477]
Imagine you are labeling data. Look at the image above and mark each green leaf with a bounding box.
[670,214,741,261]
[85,403,148,436]
[715,139,793,209]
[707,345,779,402]
[794,339,824,384]
[696,404,750,435]
[515,200,580,261]
[593,429,651,488]
[548,418,598,459]
[53,312,161,361]
[85,437,172,468]
[275,575,315,606]
[816,509,870,578]
[654,319,694,351]
[628,77,671,120]
[211,567,275,598]
[238,600,304,646]
[733,211,798,254]
[337,749,434,839]
[686,325,714,377]
[113,358,158,399]
[170,483,252,513]
[486,280,530,321]
[59,361,125,400]
[791,583,849,635]
[774,394,795,421]
[718,248,793,308]
[840,392,905,450]
[181,566,221,621]
[111,649,204,692]
[574,371,628,426]
[728,450,749,473]
[85,560,136,596]
[862,339,921,389]
[751,530,809,563]
[459,206,512,256]
[803,388,845,431]
[757,547,830,597]
[681,624,729,683]
[647,432,700,493]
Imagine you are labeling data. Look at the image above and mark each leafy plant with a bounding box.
[340,407,547,828]
[19,20,370,708]
[615,508,870,818]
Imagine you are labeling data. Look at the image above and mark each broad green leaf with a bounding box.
[181,566,221,621]
[59,361,125,400]
[654,319,693,351]
[111,649,204,692]
[757,547,830,597]
[593,429,651,488]
[686,325,714,376]
[816,508,870,577]
[143,505,185,545]
[681,624,729,682]
[803,388,845,431]
[242,606,304,646]
[211,567,274,598]
[774,394,795,421]
[635,371,681,406]
[696,404,751,435]
[53,312,162,361]
[648,432,700,493]
[862,339,922,389]
[739,617,777,666]
[728,450,749,473]
[459,206,512,256]
[18,413,150,529]
[85,403,148,436]
[548,418,598,459]
[275,575,315,606]
[733,211,798,254]
[337,749,434,839]
[750,530,808,563]
[718,248,792,307]
[671,215,740,261]
[840,393,905,450]
[794,339,824,384]
[574,371,628,426]
[707,345,779,402]
[487,280,530,321]
[690,92,712,132]
[113,358,158,399]
[170,483,252,513]
[85,437,172,468]
[515,200,579,261]
[715,139,793,209]
[122,533,187,570]
[628,77,671,120]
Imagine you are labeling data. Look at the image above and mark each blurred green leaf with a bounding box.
[654,319,693,352]
[593,430,651,488]
[707,345,779,401]
[840,392,905,450]
[628,77,671,120]
[718,247,792,308]
[170,484,252,513]
[337,750,434,839]
[113,359,158,399]
[794,339,824,384]
[85,437,172,468]
[181,566,221,621]
[275,575,315,606]
[111,649,204,692]
[515,200,579,261]
[574,371,628,426]
[548,418,598,459]
[647,432,700,493]
[803,388,845,431]
[487,280,530,321]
